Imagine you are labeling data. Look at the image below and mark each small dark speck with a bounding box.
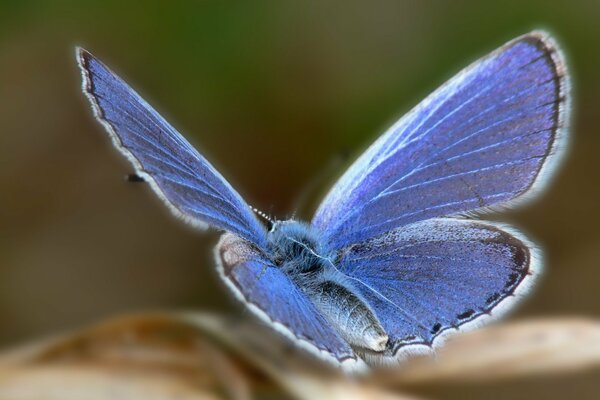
[457,309,475,320]
[431,323,442,334]
[504,272,520,289]
[486,292,501,305]
[126,173,146,183]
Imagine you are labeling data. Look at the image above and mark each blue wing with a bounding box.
[338,218,537,359]
[77,48,267,247]
[313,32,569,249]
[215,233,361,369]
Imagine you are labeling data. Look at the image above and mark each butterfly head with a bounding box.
[267,220,332,275]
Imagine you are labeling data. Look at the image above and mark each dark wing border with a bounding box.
[353,219,541,366]
[312,30,571,248]
[462,30,571,217]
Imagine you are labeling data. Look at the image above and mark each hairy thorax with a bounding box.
[267,220,388,352]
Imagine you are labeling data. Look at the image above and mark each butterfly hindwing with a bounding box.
[215,233,362,369]
[337,218,537,362]
[77,48,267,247]
[313,32,569,250]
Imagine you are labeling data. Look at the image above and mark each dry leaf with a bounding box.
[378,318,600,386]
[0,314,258,400]
[3,313,599,399]
[152,313,421,400]
[0,312,418,400]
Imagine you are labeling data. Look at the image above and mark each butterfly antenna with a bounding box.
[251,206,275,229]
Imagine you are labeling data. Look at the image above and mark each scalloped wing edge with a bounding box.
[359,218,542,367]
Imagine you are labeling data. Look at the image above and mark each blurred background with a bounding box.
[1,1,599,398]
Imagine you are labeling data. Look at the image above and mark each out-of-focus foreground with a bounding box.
[1,1,599,399]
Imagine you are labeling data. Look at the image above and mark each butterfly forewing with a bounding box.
[313,32,568,250]
[77,48,267,247]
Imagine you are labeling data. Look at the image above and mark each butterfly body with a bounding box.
[267,220,329,274]
[77,31,570,371]
[263,220,389,352]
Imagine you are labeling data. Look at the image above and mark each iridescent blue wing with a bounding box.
[338,218,537,361]
[77,48,267,247]
[215,233,363,371]
[313,32,569,249]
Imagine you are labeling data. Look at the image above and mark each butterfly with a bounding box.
[76,30,570,371]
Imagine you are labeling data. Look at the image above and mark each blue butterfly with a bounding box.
[76,31,570,371]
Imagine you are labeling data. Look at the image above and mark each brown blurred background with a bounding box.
[1,1,599,398]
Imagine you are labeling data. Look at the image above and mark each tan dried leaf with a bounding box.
[378,318,600,386]
[177,313,422,400]
[0,314,255,400]
[0,312,421,400]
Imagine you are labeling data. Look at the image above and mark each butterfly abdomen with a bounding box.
[307,279,389,352]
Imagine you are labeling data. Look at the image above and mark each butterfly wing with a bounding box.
[77,48,267,247]
[313,31,569,249]
[215,232,363,370]
[338,218,537,361]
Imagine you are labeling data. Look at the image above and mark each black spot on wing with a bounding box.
[486,292,501,305]
[457,309,476,321]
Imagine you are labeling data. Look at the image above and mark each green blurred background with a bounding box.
[1,1,599,398]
